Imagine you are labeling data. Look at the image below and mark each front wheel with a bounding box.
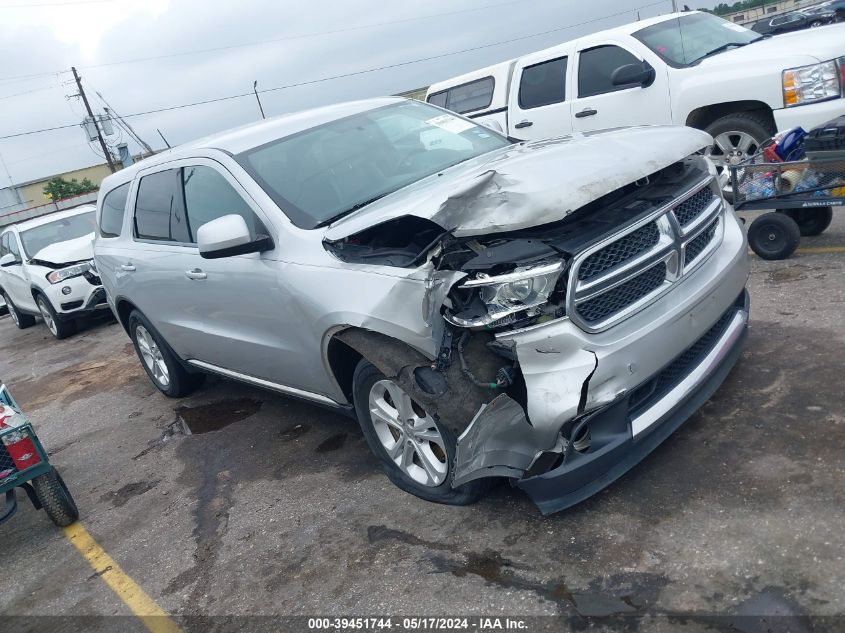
[3,292,36,329]
[32,467,79,527]
[128,310,204,397]
[748,212,801,260]
[703,112,774,199]
[36,295,77,339]
[352,359,490,506]
[779,207,833,237]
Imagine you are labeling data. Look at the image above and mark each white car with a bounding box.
[0,205,107,339]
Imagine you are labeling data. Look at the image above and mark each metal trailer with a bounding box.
[730,152,844,260]
[0,382,78,527]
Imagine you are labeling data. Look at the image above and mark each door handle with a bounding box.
[575,108,598,118]
[514,120,533,129]
[185,268,207,281]
[120,263,136,272]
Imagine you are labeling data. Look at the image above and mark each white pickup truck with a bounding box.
[426,11,845,185]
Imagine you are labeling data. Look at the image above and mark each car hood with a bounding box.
[31,232,94,266]
[703,25,845,66]
[324,125,713,239]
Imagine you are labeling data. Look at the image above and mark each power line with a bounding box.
[0,83,58,100]
[0,0,669,141]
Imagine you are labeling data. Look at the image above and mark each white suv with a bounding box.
[0,205,108,339]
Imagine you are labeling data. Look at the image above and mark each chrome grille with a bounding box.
[684,217,719,267]
[673,187,715,227]
[568,177,723,332]
[578,222,660,281]
[578,262,667,324]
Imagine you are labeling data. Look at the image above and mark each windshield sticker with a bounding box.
[425,114,475,135]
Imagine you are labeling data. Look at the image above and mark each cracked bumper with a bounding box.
[516,289,748,514]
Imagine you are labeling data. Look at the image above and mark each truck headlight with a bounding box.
[782,60,840,107]
[46,261,92,284]
[444,260,565,328]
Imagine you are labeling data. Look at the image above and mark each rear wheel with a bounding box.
[128,310,204,397]
[779,207,833,237]
[32,467,79,527]
[352,359,490,505]
[748,212,801,260]
[3,292,36,329]
[36,294,77,339]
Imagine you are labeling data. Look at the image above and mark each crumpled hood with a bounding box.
[324,125,713,239]
[32,232,94,266]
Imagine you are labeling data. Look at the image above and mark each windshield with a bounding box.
[20,210,96,259]
[633,12,759,67]
[236,100,511,229]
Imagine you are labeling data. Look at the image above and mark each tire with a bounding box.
[748,212,801,260]
[35,294,77,340]
[703,112,775,199]
[779,207,833,237]
[128,310,205,398]
[2,292,36,329]
[351,359,490,506]
[32,467,79,527]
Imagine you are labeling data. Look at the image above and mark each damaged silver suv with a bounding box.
[94,98,749,514]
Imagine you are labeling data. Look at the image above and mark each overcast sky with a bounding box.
[0,0,723,186]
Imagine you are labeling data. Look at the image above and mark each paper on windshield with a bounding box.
[425,114,475,135]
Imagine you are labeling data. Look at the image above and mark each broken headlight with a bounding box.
[444,260,565,328]
[45,261,93,284]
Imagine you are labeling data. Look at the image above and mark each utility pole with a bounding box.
[97,91,154,156]
[253,80,266,120]
[71,66,117,173]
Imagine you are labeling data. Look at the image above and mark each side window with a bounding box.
[182,165,264,243]
[0,233,8,258]
[578,45,642,98]
[7,234,20,258]
[134,169,190,243]
[446,77,494,114]
[426,91,448,108]
[99,183,130,238]
[519,56,568,109]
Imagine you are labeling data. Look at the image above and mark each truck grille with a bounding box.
[568,177,723,332]
[578,222,660,281]
[673,187,715,227]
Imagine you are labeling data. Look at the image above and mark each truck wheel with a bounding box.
[32,467,79,527]
[36,294,77,339]
[128,310,204,398]
[2,292,36,329]
[779,207,833,236]
[703,112,774,199]
[748,212,801,260]
[351,359,490,506]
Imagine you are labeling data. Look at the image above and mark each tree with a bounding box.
[43,176,99,201]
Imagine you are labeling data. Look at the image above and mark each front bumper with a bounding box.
[773,98,845,133]
[43,273,108,321]
[517,290,748,514]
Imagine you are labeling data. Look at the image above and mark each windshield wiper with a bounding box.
[689,34,770,65]
[313,193,389,228]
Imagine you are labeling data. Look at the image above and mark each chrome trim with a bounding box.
[567,175,723,334]
[461,260,564,288]
[187,359,340,406]
[630,309,748,436]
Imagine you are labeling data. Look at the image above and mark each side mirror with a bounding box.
[0,253,18,267]
[611,62,656,88]
[196,214,272,259]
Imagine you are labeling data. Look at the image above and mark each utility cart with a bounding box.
[0,381,78,527]
[730,118,845,260]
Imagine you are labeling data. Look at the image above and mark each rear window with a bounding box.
[133,169,190,243]
[99,183,130,238]
[427,76,494,114]
[518,57,568,109]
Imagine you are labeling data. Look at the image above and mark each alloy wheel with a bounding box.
[704,131,762,196]
[367,379,448,487]
[37,298,58,336]
[135,324,170,387]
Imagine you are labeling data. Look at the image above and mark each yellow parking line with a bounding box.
[63,522,182,633]
[794,245,845,254]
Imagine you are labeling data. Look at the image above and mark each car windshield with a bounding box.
[236,100,511,229]
[19,210,96,258]
[633,12,760,67]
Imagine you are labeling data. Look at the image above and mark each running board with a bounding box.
[186,359,340,407]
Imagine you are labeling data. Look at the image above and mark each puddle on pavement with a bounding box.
[175,397,262,434]
[100,480,160,507]
[315,432,347,452]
